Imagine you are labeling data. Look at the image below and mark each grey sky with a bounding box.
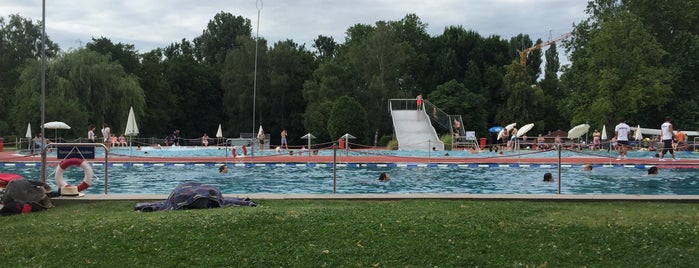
[3,0,588,55]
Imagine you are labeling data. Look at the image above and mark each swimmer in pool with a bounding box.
[543,172,554,182]
[378,172,390,182]
[648,166,658,175]
[219,165,228,174]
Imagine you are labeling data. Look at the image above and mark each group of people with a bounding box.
[614,116,679,161]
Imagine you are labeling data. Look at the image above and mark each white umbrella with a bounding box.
[497,129,505,140]
[44,121,70,129]
[517,123,535,136]
[601,125,608,140]
[25,123,32,150]
[634,125,642,141]
[124,107,139,157]
[25,123,32,139]
[124,107,139,136]
[216,124,223,138]
[567,123,590,139]
[505,123,517,131]
[43,121,71,141]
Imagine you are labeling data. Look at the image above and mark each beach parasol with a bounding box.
[215,123,223,146]
[567,123,590,139]
[25,123,32,150]
[505,123,517,131]
[43,121,71,141]
[634,125,642,141]
[124,106,139,156]
[216,124,223,138]
[124,107,139,136]
[488,126,503,133]
[517,123,535,136]
[601,125,608,140]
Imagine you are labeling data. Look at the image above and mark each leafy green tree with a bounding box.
[266,39,316,145]
[327,96,369,144]
[221,37,268,136]
[539,42,566,132]
[11,49,144,138]
[137,49,176,137]
[312,35,338,61]
[0,14,59,134]
[428,80,488,136]
[86,37,140,75]
[562,1,673,128]
[163,39,222,139]
[193,12,252,66]
[495,62,544,126]
[625,0,699,128]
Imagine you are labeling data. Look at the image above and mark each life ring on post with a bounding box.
[55,158,93,191]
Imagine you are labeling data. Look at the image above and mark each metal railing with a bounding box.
[44,143,110,194]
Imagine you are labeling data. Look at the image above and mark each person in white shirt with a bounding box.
[614,119,631,160]
[659,116,677,161]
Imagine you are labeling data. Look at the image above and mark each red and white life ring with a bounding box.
[55,158,93,191]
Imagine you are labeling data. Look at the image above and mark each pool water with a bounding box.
[2,164,698,195]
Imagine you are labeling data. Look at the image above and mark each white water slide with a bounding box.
[390,104,444,151]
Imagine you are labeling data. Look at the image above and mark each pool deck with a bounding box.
[3,149,699,203]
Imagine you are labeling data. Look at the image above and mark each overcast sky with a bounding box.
[3,0,588,54]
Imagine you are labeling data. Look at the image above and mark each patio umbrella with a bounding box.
[567,123,590,139]
[488,126,503,133]
[43,121,71,141]
[25,123,32,150]
[124,106,139,156]
[517,123,535,136]
[216,123,223,146]
[505,123,517,131]
[634,125,643,141]
[601,125,608,140]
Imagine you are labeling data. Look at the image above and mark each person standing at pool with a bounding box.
[257,130,265,150]
[659,116,677,161]
[281,129,288,150]
[87,124,96,143]
[614,118,630,160]
[101,123,111,150]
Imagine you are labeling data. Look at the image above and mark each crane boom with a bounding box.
[518,32,572,65]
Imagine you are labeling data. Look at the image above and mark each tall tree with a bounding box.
[193,12,252,66]
[495,62,544,126]
[327,96,369,144]
[86,37,140,75]
[11,49,144,138]
[266,39,316,145]
[0,14,59,134]
[137,49,176,137]
[562,1,673,128]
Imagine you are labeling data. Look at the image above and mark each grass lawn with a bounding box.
[1,200,697,267]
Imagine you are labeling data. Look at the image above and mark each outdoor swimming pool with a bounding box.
[2,163,698,195]
[80,146,699,160]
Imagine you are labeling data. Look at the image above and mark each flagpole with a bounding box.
[251,0,262,160]
[40,0,47,182]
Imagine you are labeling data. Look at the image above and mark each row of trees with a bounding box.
[1,0,696,147]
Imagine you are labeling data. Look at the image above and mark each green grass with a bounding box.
[1,200,698,267]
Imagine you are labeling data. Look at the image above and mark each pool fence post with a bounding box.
[333,143,337,194]
[557,144,562,194]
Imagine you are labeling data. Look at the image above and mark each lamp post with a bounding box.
[251,0,262,160]
[40,0,47,182]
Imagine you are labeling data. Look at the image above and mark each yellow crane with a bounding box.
[518,32,572,66]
